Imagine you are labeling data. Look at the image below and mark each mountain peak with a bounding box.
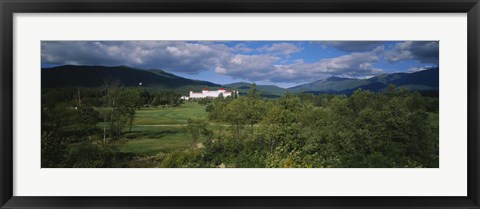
[225,82,251,86]
[41,65,220,89]
[326,76,354,82]
[114,65,131,68]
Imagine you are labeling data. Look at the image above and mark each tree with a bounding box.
[245,95,266,134]
[232,90,239,99]
[186,119,212,146]
[224,97,250,138]
[41,103,75,134]
[208,97,229,122]
[41,131,67,168]
[248,83,261,98]
[101,79,141,140]
[66,137,123,168]
[208,84,267,137]
[71,106,100,136]
[205,103,215,113]
[102,79,120,142]
[256,94,308,152]
[117,88,141,132]
[298,88,438,168]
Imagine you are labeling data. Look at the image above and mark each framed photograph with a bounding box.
[1,0,479,208]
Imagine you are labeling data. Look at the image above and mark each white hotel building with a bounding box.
[181,87,238,100]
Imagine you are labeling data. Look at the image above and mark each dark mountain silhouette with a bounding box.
[41,65,220,89]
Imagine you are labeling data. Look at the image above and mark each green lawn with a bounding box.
[120,101,207,155]
[121,126,191,155]
[133,102,207,125]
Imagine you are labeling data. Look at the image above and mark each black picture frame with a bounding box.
[1,0,479,208]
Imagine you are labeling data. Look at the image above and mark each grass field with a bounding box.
[119,102,207,155]
[133,102,207,125]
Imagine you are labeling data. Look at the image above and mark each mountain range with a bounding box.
[42,65,439,96]
[289,68,439,95]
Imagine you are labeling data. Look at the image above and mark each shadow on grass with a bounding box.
[124,129,179,140]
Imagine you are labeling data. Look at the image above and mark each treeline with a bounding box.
[140,89,183,107]
[42,87,183,108]
[166,85,439,168]
[41,80,184,168]
[189,92,240,106]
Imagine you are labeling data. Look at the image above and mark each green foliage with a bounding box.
[140,89,183,107]
[256,94,311,152]
[66,138,131,168]
[42,84,438,168]
[41,131,68,168]
[41,103,76,133]
[71,106,101,135]
[207,84,268,139]
[42,84,146,167]
[224,97,250,136]
[191,97,215,106]
[248,83,261,98]
[298,88,439,168]
[186,118,213,145]
[101,80,144,140]
[208,97,229,122]
[159,150,204,168]
[266,147,312,168]
[204,87,438,168]
[202,137,268,168]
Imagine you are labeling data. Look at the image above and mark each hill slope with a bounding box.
[224,82,287,98]
[41,65,220,91]
[288,76,370,93]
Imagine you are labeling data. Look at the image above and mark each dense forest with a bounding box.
[42,82,439,168]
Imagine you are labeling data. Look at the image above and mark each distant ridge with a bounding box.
[288,67,439,94]
[224,82,287,97]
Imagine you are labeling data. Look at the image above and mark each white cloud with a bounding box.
[42,41,233,74]
[215,66,227,74]
[216,54,280,80]
[385,41,439,64]
[407,66,436,73]
[233,43,253,52]
[42,41,391,83]
[258,43,302,56]
[214,50,384,83]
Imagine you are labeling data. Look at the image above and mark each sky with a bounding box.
[41,41,439,88]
